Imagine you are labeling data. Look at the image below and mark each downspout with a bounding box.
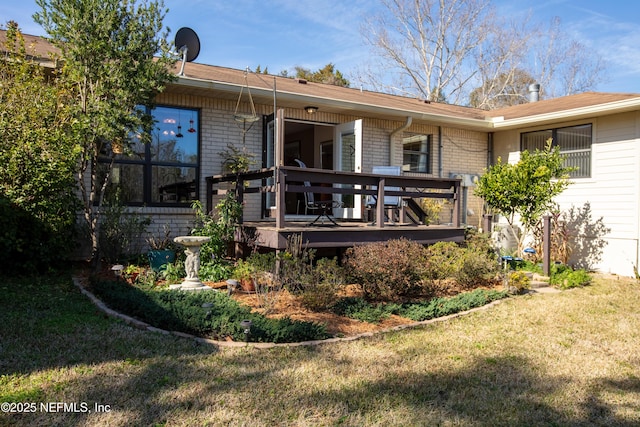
[438,126,443,178]
[487,132,494,168]
[390,116,412,165]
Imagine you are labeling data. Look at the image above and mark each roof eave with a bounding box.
[174,75,493,129]
[489,97,640,129]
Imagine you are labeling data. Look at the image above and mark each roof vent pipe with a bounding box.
[529,83,540,102]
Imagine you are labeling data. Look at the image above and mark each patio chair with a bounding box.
[365,165,403,225]
[294,159,342,226]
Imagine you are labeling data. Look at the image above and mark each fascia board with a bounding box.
[176,75,493,129]
[177,76,640,130]
[489,98,640,129]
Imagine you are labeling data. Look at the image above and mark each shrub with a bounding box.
[398,289,509,321]
[424,239,498,288]
[515,260,542,274]
[424,241,464,280]
[89,278,329,343]
[190,197,241,261]
[462,229,496,254]
[453,248,499,288]
[343,238,429,301]
[279,234,315,293]
[331,297,396,323]
[507,270,531,294]
[99,194,151,264]
[298,258,345,311]
[550,266,591,289]
[0,196,76,274]
[330,289,509,325]
[199,260,234,282]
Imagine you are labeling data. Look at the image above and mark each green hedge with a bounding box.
[89,279,329,343]
[331,289,509,324]
[397,289,509,322]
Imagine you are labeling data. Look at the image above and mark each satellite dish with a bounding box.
[174,27,200,76]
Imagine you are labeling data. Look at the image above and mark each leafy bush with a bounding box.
[190,197,241,261]
[199,260,234,282]
[453,249,499,288]
[398,289,509,321]
[507,271,531,294]
[161,259,185,284]
[343,238,429,301]
[0,26,79,274]
[515,260,542,274]
[99,194,151,264]
[331,289,508,325]
[298,258,346,310]
[89,279,329,343]
[550,265,591,289]
[424,239,498,288]
[0,196,76,274]
[424,241,463,280]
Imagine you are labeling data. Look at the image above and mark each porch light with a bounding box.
[304,106,318,114]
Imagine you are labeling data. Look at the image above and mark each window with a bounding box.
[403,134,431,173]
[99,105,199,205]
[521,124,591,178]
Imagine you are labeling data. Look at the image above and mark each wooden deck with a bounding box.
[207,166,465,254]
[239,220,466,251]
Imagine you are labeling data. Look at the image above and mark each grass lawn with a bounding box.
[1,271,639,426]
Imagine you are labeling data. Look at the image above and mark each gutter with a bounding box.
[438,126,443,178]
[489,98,640,129]
[174,75,640,132]
[174,75,492,130]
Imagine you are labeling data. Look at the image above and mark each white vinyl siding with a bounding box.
[554,113,640,275]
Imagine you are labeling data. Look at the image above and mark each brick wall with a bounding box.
[79,92,491,260]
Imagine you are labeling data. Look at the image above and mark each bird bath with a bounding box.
[170,236,212,291]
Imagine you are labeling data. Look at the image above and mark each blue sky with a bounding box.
[3,0,640,93]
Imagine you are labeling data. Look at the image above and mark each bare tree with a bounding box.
[533,17,606,98]
[359,0,606,107]
[359,0,494,104]
[470,14,538,109]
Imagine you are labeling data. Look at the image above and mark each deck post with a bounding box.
[206,177,213,214]
[236,175,244,225]
[452,180,461,227]
[376,177,385,228]
[482,214,493,234]
[543,215,551,276]
[276,168,286,229]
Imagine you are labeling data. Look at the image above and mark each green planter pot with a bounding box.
[148,249,176,272]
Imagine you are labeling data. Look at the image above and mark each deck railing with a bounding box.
[206,166,461,229]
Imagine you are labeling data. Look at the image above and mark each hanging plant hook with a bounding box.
[233,67,259,142]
